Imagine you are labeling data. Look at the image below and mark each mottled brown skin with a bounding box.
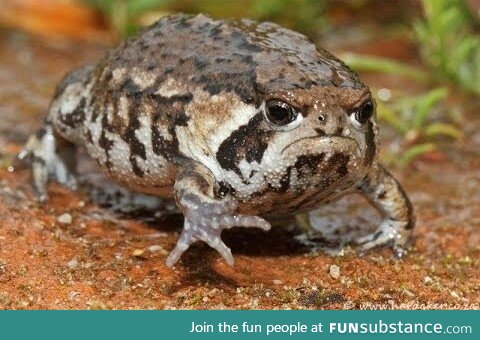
[22,14,414,267]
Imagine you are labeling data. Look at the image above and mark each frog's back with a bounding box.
[92,13,363,104]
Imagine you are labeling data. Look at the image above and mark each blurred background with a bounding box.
[1,0,479,166]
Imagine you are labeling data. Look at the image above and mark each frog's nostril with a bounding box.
[318,115,325,122]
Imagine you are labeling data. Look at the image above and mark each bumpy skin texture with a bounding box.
[22,14,414,266]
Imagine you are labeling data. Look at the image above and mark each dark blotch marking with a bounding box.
[208,24,223,38]
[124,112,146,177]
[150,94,193,162]
[216,113,273,177]
[294,153,326,175]
[59,97,86,129]
[337,162,349,177]
[175,17,192,30]
[98,115,114,171]
[196,72,257,104]
[377,190,386,200]
[85,129,93,144]
[237,38,263,53]
[242,55,253,63]
[364,121,376,166]
[112,79,148,177]
[120,78,143,97]
[365,230,383,243]
[326,153,350,178]
[216,181,235,198]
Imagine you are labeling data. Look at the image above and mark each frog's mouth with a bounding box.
[280,135,361,157]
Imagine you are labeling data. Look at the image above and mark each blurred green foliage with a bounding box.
[376,87,462,166]
[415,0,480,96]
[342,54,429,83]
[83,0,172,36]
[82,0,327,37]
[248,0,326,36]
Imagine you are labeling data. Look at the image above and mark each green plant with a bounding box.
[83,0,327,37]
[415,0,480,95]
[375,87,462,166]
[249,0,327,37]
[83,0,172,36]
[341,54,430,83]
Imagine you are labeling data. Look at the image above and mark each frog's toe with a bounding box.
[355,220,411,258]
[355,231,393,253]
[165,218,234,267]
[165,229,196,267]
[54,163,78,191]
[165,206,271,267]
[218,214,271,231]
[22,125,78,201]
[205,236,234,266]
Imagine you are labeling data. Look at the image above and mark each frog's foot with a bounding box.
[355,219,411,259]
[166,196,271,267]
[19,125,77,202]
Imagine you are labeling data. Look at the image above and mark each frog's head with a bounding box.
[213,80,377,201]
[214,50,377,198]
[246,82,377,197]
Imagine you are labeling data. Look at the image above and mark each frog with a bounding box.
[21,13,414,267]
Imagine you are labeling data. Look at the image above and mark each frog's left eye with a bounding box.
[350,100,374,128]
[264,100,303,130]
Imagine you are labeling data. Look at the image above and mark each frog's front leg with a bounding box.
[166,161,271,267]
[355,164,415,258]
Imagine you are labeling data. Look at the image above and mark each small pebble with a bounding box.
[67,259,78,269]
[68,291,80,299]
[450,291,460,299]
[423,276,432,284]
[272,279,283,285]
[329,264,340,279]
[57,213,72,224]
[148,245,163,253]
[132,249,145,257]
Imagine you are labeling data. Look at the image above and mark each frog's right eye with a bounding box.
[263,100,303,131]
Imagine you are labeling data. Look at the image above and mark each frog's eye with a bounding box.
[264,100,302,130]
[265,100,297,125]
[350,100,374,127]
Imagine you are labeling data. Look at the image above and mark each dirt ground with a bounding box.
[0,30,479,310]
